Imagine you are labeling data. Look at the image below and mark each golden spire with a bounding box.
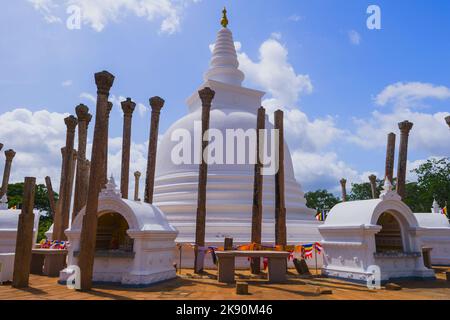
[221,7,229,28]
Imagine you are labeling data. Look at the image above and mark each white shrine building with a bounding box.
[152,17,321,268]
[319,181,436,284]
[60,177,178,286]
[413,200,450,266]
[0,195,40,283]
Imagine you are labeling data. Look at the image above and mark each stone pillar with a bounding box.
[101,102,113,190]
[78,70,115,291]
[68,149,78,212]
[369,174,378,199]
[194,87,215,274]
[446,116,450,129]
[0,149,16,198]
[134,171,141,201]
[396,120,414,200]
[251,107,265,274]
[73,104,92,221]
[12,177,36,288]
[274,110,287,248]
[340,178,347,202]
[385,133,396,184]
[53,116,77,241]
[0,143,3,152]
[45,176,57,218]
[120,98,136,199]
[144,96,165,204]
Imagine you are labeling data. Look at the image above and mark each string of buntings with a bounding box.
[177,242,324,263]
[39,239,68,250]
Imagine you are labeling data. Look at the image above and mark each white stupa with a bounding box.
[153,10,321,266]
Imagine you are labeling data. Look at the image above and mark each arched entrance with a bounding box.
[95,212,134,252]
[375,212,404,253]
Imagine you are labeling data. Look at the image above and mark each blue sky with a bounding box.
[0,0,449,194]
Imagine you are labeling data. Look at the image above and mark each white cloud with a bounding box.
[0,108,150,200]
[288,14,302,22]
[0,109,68,188]
[28,0,62,24]
[350,109,450,155]
[348,30,361,45]
[350,82,450,155]
[375,82,450,109]
[237,36,313,109]
[61,80,73,87]
[291,151,360,192]
[29,0,199,34]
[80,92,96,103]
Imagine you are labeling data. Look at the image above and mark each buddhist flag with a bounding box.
[442,206,448,219]
[315,210,327,221]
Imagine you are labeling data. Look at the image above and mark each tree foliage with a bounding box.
[348,179,385,201]
[346,157,450,213]
[305,189,340,211]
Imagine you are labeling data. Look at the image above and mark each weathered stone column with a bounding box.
[45,176,57,218]
[12,177,36,288]
[340,178,347,202]
[385,132,396,183]
[396,120,414,200]
[68,149,78,211]
[274,110,287,248]
[120,98,136,199]
[251,106,265,274]
[144,97,165,204]
[53,116,77,241]
[194,87,215,274]
[446,116,450,129]
[134,171,141,201]
[53,147,67,234]
[0,149,16,198]
[73,104,92,221]
[78,71,115,291]
[101,102,113,190]
[369,174,378,199]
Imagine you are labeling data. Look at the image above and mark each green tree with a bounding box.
[305,189,340,211]
[6,183,58,242]
[407,157,450,212]
[348,178,385,201]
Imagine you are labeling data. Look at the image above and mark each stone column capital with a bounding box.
[445,116,450,128]
[95,71,115,95]
[398,120,413,134]
[76,104,92,124]
[369,174,377,183]
[64,115,78,132]
[134,171,141,178]
[5,149,16,161]
[121,98,136,116]
[198,87,215,106]
[149,96,165,113]
[340,178,347,186]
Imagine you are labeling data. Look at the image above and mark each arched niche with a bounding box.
[375,212,404,253]
[95,211,134,253]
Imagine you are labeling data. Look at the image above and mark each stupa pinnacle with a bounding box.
[204,8,244,86]
[221,7,229,28]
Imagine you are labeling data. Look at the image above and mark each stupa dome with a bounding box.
[153,18,318,247]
